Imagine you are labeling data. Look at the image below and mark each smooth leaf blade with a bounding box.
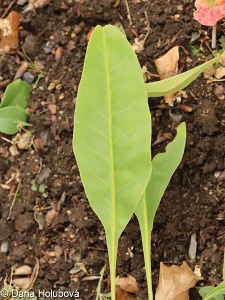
[146,54,223,97]
[73,25,151,299]
[0,106,29,134]
[0,79,30,109]
[199,286,224,300]
[136,122,186,232]
[73,25,151,236]
[200,281,225,300]
[135,122,186,300]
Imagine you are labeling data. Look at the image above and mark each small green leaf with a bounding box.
[38,183,45,193]
[0,106,29,135]
[30,179,37,191]
[0,79,30,109]
[190,44,201,56]
[146,54,223,97]
[219,36,225,49]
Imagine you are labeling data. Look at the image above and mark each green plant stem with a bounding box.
[96,265,106,300]
[142,229,153,300]
[107,234,117,300]
[136,193,153,300]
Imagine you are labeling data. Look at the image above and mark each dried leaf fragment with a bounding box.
[117,275,139,294]
[0,11,21,50]
[20,0,51,12]
[45,208,59,227]
[116,286,136,300]
[215,65,225,79]
[12,258,39,290]
[154,46,179,105]
[12,277,32,290]
[13,265,32,275]
[155,261,203,300]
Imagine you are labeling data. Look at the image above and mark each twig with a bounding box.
[7,179,21,220]
[211,24,217,49]
[143,11,152,46]
[77,0,84,16]
[1,0,16,18]
[113,0,120,8]
[124,0,132,26]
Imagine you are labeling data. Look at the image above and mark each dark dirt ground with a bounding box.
[1,0,225,299]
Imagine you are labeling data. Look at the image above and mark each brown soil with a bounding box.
[1,1,225,300]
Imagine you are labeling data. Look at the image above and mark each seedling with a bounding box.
[73,25,225,300]
[96,266,111,300]
[30,179,46,193]
[191,34,225,58]
[199,251,225,300]
[0,79,30,135]
[22,47,46,88]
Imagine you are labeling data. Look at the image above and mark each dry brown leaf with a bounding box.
[117,275,139,294]
[45,208,59,226]
[0,11,21,50]
[155,261,203,300]
[152,132,173,146]
[116,285,136,300]
[13,265,32,275]
[12,258,39,290]
[12,277,32,290]
[154,46,179,105]
[215,66,225,79]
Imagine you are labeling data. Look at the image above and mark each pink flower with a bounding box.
[194,0,225,25]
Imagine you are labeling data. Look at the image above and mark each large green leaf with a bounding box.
[73,25,151,300]
[0,79,30,109]
[135,122,186,300]
[146,54,223,97]
[0,106,30,134]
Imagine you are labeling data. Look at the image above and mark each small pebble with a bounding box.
[170,113,182,122]
[22,72,35,84]
[48,82,56,90]
[190,32,199,43]
[189,233,197,261]
[214,85,225,98]
[0,239,9,253]
[37,167,51,184]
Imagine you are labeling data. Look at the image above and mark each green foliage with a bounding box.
[22,47,46,88]
[199,252,225,300]
[0,80,30,134]
[73,25,221,300]
[135,122,186,299]
[190,44,204,57]
[219,36,225,49]
[212,36,225,56]
[73,25,151,300]
[191,35,225,58]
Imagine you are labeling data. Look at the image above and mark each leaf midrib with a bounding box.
[103,34,116,238]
